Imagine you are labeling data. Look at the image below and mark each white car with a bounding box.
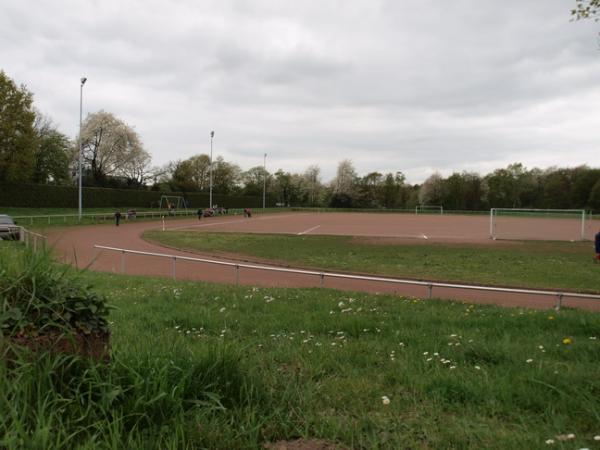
[0,215,20,240]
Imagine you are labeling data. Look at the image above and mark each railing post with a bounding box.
[427,284,433,299]
[121,250,125,274]
[555,293,563,311]
[172,257,177,279]
[235,264,240,286]
[33,235,37,253]
[319,273,325,287]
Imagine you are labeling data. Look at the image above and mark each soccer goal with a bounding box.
[415,205,443,215]
[489,208,587,241]
[159,195,187,211]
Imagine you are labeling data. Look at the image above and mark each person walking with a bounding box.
[196,208,203,221]
[114,211,122,226]
[595,228,600,263]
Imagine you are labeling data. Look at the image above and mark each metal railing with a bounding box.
[19,227,47,251]
[13,210,194,225]
[10,208,288,226]
[93,244,600,310]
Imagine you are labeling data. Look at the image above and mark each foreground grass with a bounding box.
[3,243,600,449]
[145,231,600,293]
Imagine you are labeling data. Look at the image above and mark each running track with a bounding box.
[46,212,600,311]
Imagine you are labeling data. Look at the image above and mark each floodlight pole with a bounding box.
[263,153,267,209]
[209,130,214,208]
[78,77,87,221]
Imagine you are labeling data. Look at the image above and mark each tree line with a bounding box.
[1,69,599,211]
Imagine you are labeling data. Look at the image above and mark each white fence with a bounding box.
[12,209,252,226]
[93,245,600,311]
[18,227,47,251]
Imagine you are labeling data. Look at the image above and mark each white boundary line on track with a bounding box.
[297,225,321,235]
[167,213,308,231]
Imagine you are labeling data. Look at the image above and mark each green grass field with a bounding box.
[144,231,600,293]
[2,242,600,449]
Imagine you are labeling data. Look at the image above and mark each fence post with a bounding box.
[235,265,240,286]
[33,235,37,253]
[121,251,125,274]
[427,284,433,299]
[172,257,177,279]
[555,293,563,311]
[319,273,325,287]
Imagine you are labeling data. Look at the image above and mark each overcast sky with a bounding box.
[2,0,599,183]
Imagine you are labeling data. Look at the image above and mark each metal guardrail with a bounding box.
[13,210,197,225]
[93,244,600,310]
[18,227,47,251]
[11,208,285,225]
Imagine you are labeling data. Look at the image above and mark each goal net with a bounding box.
[159,195,187,211]
[490,208,587,241]
[415,205,443,215]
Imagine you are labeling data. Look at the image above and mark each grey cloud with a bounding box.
[1,0,599,183]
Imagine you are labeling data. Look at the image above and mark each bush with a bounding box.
[0,245,110,339]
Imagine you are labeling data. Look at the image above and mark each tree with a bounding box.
[211,156,241,195]
[303,165,322,206]
[188,154,211,191]
[0,71,37,183]
[419,173,446,205]
[332,159,358,195]
[79,111,148,186]
[588,179,600,210]
[120,146,153,187]
[169,160,196,192]
[484,163,531,208]
[32,113,71,184]
[572,0,600,20]
[241,166,270,197]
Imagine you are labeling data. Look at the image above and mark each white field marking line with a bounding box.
[167,213,309,231]
[297,225,321,235]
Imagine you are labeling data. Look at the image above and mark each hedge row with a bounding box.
[0,184,273,209]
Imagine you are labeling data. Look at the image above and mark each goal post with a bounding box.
[489,208,587,241]
[415,205,443,215]
[159,195,188,211]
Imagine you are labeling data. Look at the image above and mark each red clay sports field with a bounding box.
[46,211,600,311]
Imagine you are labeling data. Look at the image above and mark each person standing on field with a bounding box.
[114,211,122,226]
[595,229,600,263]
[196,208,202,221]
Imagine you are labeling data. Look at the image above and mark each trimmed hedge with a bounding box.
[0,183,273,209]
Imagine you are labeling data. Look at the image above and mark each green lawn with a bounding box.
[3,241,600,449]
[144,231,600,293]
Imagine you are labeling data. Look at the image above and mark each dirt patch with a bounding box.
[264,439,346,450]
[7,330,110,362]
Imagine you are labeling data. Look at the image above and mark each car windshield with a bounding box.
[0,216,14,225]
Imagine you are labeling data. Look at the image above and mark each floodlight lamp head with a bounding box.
[81,77,87,85]
[211,130,214,138]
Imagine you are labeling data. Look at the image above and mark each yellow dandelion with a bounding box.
[562,338,572,345]
[548,316,555,320]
